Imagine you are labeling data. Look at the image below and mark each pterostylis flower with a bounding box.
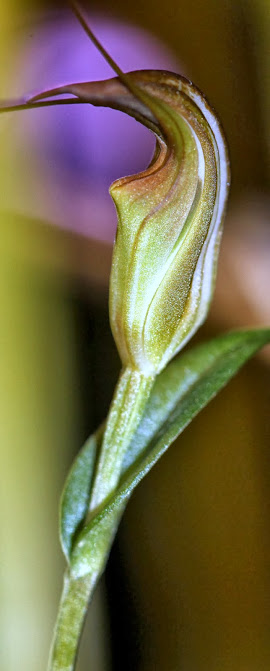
[22,69,230,376]
[108,72,230,374]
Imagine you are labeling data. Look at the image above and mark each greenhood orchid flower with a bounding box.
[26,69,230,376]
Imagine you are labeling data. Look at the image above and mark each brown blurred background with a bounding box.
[0,1,270,670]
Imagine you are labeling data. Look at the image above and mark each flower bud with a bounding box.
[23,69,230,375]
[107,71,230,374]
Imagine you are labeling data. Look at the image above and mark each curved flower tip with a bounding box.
[26,69,230,375]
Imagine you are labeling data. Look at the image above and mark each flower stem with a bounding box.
[48,366,154,671]
[89,366,154,512]
[47,571,95,671]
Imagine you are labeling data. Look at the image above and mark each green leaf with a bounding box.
[121,327,270,475]
[70,328,270,577]
[60,428,103,560]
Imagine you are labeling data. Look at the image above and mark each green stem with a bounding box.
[89,366,154,512]
[47,571,95,671]
[48,366,154,671]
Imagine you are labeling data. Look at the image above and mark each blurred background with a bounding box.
[0,1,270,670]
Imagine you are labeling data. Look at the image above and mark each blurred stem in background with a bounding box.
[0,212,111,671]
[248,0,270,183]
[0,5,110,671]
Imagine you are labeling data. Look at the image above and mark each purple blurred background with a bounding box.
[15,10,181,241]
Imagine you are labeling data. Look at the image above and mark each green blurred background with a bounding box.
[0,1,270,670]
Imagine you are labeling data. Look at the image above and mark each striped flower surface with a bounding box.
[27,69,230,375]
